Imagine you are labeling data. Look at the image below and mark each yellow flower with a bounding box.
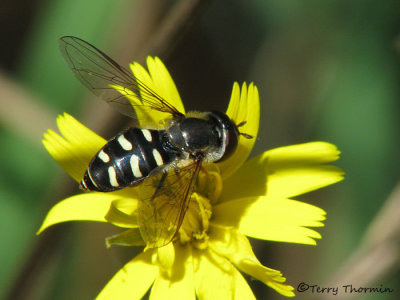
[39,57,344,299]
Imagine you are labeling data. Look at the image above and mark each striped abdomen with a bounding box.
[81,128,177,192]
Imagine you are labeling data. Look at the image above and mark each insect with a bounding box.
[59,36,252,248]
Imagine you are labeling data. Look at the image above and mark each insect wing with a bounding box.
[137,161,202,248]
[59,36,182,119]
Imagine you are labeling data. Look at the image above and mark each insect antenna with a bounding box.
[240,132,253,139]
[236,121,253,139]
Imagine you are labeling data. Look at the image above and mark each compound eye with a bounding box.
[217,127,239,162]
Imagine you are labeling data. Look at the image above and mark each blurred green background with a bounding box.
[1,0,399,299]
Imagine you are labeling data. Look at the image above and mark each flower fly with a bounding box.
[58,36,252,248]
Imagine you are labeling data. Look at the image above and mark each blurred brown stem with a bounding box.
[0,71,57,147]
[138,0,209,59]
[319,182,400,299]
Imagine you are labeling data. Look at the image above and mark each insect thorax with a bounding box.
[165,111,239,163]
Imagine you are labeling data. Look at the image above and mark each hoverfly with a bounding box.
[59,36,251,248]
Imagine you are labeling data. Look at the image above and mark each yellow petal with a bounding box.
[193,251,256,300]
[97,250,157,300]
[155,242,175,273]
[37,192,119,234]
[123,64,159,127]
[221,142,344,202]
[105,228,144,247]
[150,244,195,300]
[232,267,256,300]
[146,57,185,114]
[42,113,106,182]
[209,227,295,297]
[193,248,236,300]
[218,82,260,180]
[266,165,343,199]
[57,113,105,154]
[105,198,139,228]
[212,196,326,245]
[130,57,185,127]
[264,141,342,168]
[238,259,295,297]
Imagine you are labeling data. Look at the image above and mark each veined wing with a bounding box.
[137,161,202,248]
[59,36,183,119]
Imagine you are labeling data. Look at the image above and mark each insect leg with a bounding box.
[151,171,168,201]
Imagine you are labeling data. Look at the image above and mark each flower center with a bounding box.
[177,164,222,249]
[105,164,222,249]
